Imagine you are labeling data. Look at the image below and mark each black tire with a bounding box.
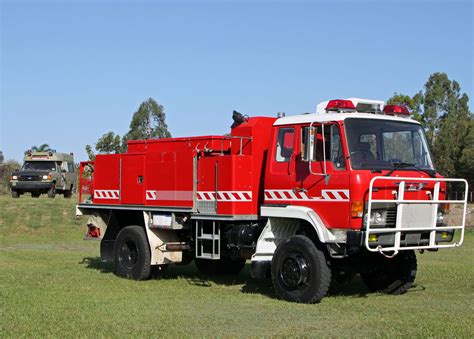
[271,235,331,304]
[47,184,56,198]
[11,190,19,198]
[63,187,73,198]
[113,226,151,280]
[361,250,417,295]
[31,192,40,198]
[195,257,246,275]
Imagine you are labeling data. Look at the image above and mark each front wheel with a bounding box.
[11,190,19,198]
[271,235,331,304]
[47,184,56,198]
[361,250,417,295]
[113,226,151,280]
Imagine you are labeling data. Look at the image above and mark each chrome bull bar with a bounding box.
[366,177,468,254]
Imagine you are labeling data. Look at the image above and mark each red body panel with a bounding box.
[89,117,275,216]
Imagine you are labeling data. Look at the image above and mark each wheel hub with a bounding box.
[280,253,309,289]
[119,240,138,270]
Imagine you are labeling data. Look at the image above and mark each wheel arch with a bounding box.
[252,206,337,263]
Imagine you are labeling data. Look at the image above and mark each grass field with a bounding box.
[1,195,473,337]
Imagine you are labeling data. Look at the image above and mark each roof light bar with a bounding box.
[383,105,410,115]
[325,99,356,112]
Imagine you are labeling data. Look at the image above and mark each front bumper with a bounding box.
[11,181,53,191]
[347,229,455,249]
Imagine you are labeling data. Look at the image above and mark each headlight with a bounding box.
[437,211,445,224]
[373,211,384,224]
[42,175,51,180]
[12,175,18,180]
[363,210,387,226]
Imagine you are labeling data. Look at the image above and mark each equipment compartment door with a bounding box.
[120,154,145,205]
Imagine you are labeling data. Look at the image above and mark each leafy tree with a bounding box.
[86,98,171,158]
[387,72,473,186]
[0,159,21,194]
[31,144,52,152]
[0,151,4,165]
[85,145,96,161]
[95,132,124,154]
[123,98,171,142]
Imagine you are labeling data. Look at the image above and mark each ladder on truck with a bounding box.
[195,220,220,259]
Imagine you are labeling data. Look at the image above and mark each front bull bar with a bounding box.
[366,177,468,254]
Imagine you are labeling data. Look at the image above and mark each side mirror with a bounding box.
[308,126,316,162]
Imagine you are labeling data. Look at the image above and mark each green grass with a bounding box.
[1,195,473,337]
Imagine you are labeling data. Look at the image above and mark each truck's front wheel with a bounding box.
[47,184,56,198]
[113,226,151,280]
[271,235,331,304]
[11,190,19,198]
[361,250,417,295]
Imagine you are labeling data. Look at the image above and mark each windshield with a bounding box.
[22,161,57,171]
[345,118,434,170]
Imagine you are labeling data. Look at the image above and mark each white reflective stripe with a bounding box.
[197,191,252,202]
[94,190,120,199]
[146,190,193,201]
[264,189,349,202]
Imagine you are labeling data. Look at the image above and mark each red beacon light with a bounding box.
[383,105,410,117]
[325,99,356,112]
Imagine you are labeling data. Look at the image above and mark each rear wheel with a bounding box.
[195,257,246,275]
[11,190,19,198]
[361,250,417,295]
[271,235,331,304]
[113,226,151,280]
[63,187,73,198]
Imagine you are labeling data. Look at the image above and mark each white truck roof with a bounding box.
[275,98,418,126]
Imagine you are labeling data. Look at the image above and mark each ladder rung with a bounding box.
[197,234,217,240]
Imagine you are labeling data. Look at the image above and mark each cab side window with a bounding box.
[67,162,75,173]
[301,125,346,169]
[275,128,295,162]
[328,125,346,169]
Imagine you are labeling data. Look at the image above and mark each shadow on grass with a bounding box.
[78,258,426,300]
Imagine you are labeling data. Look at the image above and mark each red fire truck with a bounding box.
[77,98,468,303]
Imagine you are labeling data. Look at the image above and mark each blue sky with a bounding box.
[1,0,472,162]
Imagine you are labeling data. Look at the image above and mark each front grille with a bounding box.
[18,175,42,181]
[385,209,397,227]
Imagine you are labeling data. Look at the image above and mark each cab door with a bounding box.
[295,123,350,228]
[264,126,298,204]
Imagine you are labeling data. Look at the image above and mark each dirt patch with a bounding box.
[446,204,474,228]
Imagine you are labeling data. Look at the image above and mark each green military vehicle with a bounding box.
[9,150,76,198]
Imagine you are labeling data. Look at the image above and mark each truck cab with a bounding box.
[10,150,76,198]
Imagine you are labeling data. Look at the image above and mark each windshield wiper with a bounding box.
[385,162,436,178]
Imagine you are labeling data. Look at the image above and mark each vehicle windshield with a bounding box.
[22,161,57,171]
[344,118,434,170]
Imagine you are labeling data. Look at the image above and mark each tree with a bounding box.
[123,98,171,142]
[0,151,4,165]
[387,72,473,186]
[31,144,52,152]
[85,98,171,158]
[95,132,124,154]
[85,145,96,161]
[0,159,21,194]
